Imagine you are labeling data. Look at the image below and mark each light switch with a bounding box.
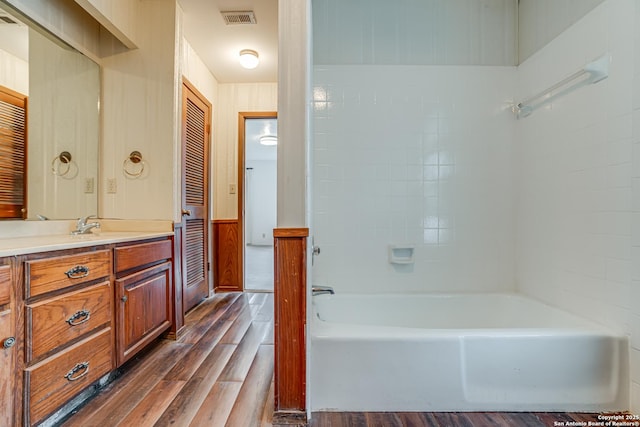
[229,183,237,194]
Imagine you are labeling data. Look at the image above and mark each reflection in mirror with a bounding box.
[0,2,99,220]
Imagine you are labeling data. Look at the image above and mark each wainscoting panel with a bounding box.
[273,228,308,423]
[213,220,241,292]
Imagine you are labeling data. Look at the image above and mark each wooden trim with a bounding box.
[273,228,307,415]
[273,228,309,238]
[168,224,184,339]
[237,111,277,292]
[0,85,28,219]
[212,219,240,292]
[212,219,237,224]
[181,77,211,312]
[183,77,212,112]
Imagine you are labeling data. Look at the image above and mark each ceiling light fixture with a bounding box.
[259,135,277,146]
[239,49,259,69]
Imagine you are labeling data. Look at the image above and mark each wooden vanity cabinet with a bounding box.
[0,235,175,425]
[114,239,173,366]
[0,260,16,427]
[21,247,115,426]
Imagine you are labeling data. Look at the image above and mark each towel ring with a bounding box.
[51,151,77,178]
[123,151,146,178]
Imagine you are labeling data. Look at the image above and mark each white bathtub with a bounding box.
[310,293,629,412]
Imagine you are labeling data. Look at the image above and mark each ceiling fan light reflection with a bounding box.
[259,135,277,146]
[239,49,259,69]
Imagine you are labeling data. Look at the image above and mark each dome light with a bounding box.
[259,135,277,146]
[239,49,259,69]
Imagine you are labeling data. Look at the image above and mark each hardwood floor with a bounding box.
[61,292,274,427]
[59,292,622,427]
[308,411,619,426]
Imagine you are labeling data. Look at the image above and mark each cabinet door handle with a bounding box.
[65,265,90,279]
[66,309,91,326]
[64,361,90,381]
[3,337,15,349]
[121,295,128,303]
[181,209,192,216]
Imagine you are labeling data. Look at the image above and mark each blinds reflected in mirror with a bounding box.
[0,85,26,219]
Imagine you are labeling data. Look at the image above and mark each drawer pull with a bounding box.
[64,361,90,381]
[65,265,90,279]
[66,309,91,326]
[3,337,15,349]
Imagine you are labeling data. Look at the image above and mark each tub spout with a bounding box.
[312,285,334,296]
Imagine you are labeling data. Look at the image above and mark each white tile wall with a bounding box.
[312,65,516,293]
[313,0,640,412]
[312,0,518,66]
[517,0,639,412]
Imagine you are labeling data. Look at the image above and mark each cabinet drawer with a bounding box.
[26,250,111,298]
[26,328,113,425]
[26,280,112,363]
[115,239,172,274]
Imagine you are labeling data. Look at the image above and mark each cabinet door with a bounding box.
[0,264,15,427]
[115,262,172,366]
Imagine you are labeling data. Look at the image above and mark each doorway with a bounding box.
[238,113,277,292]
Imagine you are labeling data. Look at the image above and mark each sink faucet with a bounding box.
[312,285,334,296]
[72,215,101,235]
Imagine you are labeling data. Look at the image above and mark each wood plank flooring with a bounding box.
[308,411,621,427]
[58,292,624,427]
[61,292,274,427]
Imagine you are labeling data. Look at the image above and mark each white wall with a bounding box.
[100,0,178,220]
[182,39,218,108]
[313,0,517,66]
[312,65,516,293]
[214,83,277,219]
[73,0,139,48]
[246,159,277,245]
[3,0,102,62]
[28,28,99,219]
[0,49,28,95]
[518,0,604,63]
[181,37,219,220]
[516,0,639,412]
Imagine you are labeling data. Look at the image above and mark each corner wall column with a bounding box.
[273,228,308,424]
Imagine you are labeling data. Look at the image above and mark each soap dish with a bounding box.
[388,245,415,264]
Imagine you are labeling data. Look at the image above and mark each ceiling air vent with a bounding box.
[0,15,18,24]
[220,11,257,25]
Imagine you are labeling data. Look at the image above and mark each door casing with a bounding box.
[237,111,277,292]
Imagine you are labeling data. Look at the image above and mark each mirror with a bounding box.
[0,1,99,220]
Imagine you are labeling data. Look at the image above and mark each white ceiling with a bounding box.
[178,0,278,83]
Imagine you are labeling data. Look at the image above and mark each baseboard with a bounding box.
[272,410,307,426]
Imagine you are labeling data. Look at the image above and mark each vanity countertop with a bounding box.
[0,230,174,257]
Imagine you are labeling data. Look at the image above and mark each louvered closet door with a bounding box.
[0,86,27,219]
[181,81,211,312]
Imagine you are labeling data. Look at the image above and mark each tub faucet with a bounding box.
[72,215,101,235]
[312,285,334,296]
